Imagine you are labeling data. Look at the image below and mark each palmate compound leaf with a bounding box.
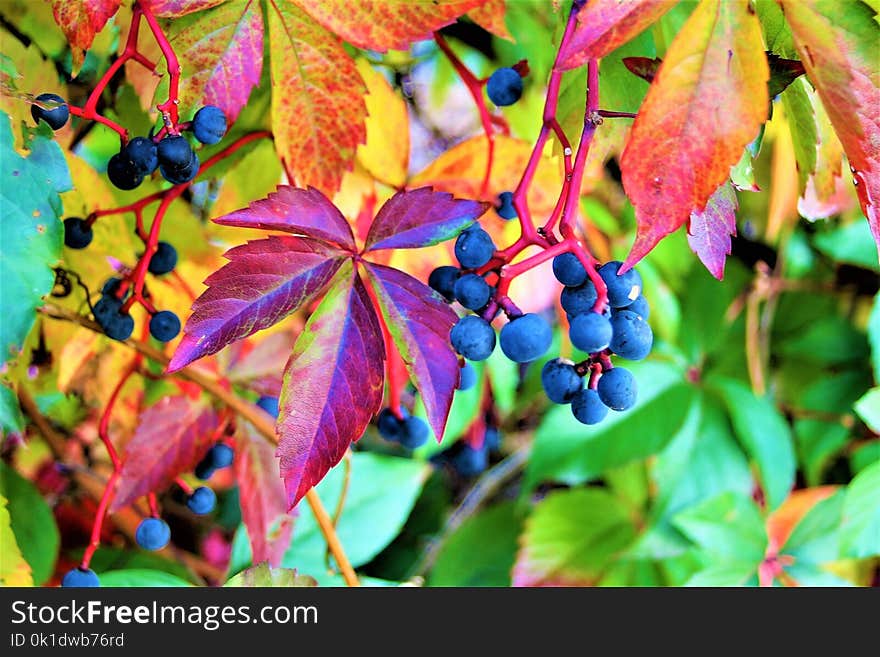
[277,262,386,508]
[111,397,219,511]
[557,0,676,71]
[167,236,346,372]
[50,0,121,71]
[291,0,491,51]
[363,263,459,441]
[686,181,738,280]
[619,0,769,273]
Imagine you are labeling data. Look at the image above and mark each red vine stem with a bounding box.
[138,0,182,131]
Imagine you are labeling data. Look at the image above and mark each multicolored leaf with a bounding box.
[686,182,738,280]
[49,0,121,71]
[234,421,295,568]
[620,0,769,272]
[225,563,317,586]
[277,263,385,508]
[144,0,226,18]
[468,0,512,41]
[0,494,32,586]
[111,397,219,511]
[168,236,345,372]
[212,185,357,251]
[267,0,367,197]
[291,0,489,51]
[363,262,459,441]
[364,187,488,251]
[557,0,676,71]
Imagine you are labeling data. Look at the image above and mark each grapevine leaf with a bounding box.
[468,0,512,41]
[212,185,357,251]
[291,0,490,51]
[49,0,121,71]
[144,0,226,18]
[778,0,880,257]
[364,187,489,251]
[673,492,767,566]
[557,0,676,70]
[686,181,738,280]
[620,0,769,272]
[267,0,367,196]
[164,0,264,123]
[840,460,880,558]
[168,236,346,372]
[234,421,295,568]
[277,263,385,508]
[111,398,219,511]
[363,262,459,441]
[622,55,662,83]
[225,563,317,587]
[0,494,32,586]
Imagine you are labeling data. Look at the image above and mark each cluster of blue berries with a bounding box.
[433,426,501,478]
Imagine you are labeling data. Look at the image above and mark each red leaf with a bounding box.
[111,397,218,511]
[291,0,490,51]
[557,0,676,71]
[144,0,226,18]
[364,187,489,251]
[779,0,880,258]
[50,0,122,71]
[167,0,264,123]
[225,331,297,397]
[212,185,357,251]
[168,236,346,372]
[277,262,385,508]
[267,0,367,197]
[687,182,738,280]
[364,263,459,442]
[620,0,769,272]
[235,421,295,567]
[622,56,663,83]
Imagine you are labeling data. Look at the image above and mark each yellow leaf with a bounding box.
[0,494,33,587]
[355,58,409,188]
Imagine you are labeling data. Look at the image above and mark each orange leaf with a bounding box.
[620,0,769,271]
[766,486,838,551]
[50,0,122,73]
[469,0,512,41]
[291,0,489,51]
[778,0,880,256]
[267,0,367,196]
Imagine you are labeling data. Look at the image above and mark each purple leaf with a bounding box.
[277,262,385,508]
[364,263,459,442]
[363,187,489,251]
[168,236,346,372]
[213,185,357,252]
[687,182,738,280]
[111,397,218,512]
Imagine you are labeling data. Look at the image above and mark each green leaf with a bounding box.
[854,388,880,433]
[225,563,317,587]
[513,489,637,586]
[851,441,880,475]
[0,383,24,438]
[710,377,796,510]
[755,0,796,57]
[525,362,695,491]
[85,547,198,584]
[679,262,751,361]
[683,562,759,587]
[0,494,32,585]
[782,491,845,565]
[429,502,522,587]
[673,492,767,566]
[782,563,854,587]
[794,420,851,486]
[813,220,880,272]
[869,293,880,381]
[282,453,428,572]
[0,461,59,585]
[781,77,816,192]
[0,110,69,365]
[840,460,880,558]
[778,316,869,366]
[98,570,194,587]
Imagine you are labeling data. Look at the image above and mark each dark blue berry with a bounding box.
[452,444,488,477]
[499,313,551,363]
[454,225,495,269]
[192,105,227,145]
[63,217,93,249]
[622,295,650,320]
[256,395,280,418]
[552,253,587,287]
[569,312,613,354]
[571,388,609,425]
[31,93,69,130]
[486,67,523,106]
[541,358,583,404]
[149,310,180,342]
[107,152,144,190]
[135,517,171,551]
[598,261,643,308]
[93,295,122,326]
[609,310,653,360]
[495,191,517,220]
[457,361,477,391]
[208,443,234,469]
[148,242,178,275]
[400,416,430,449]
[377,408,405,442]
[597,367,637,411]
[194,460,215,480]
[103,313,134,342]
[484,427,501,452]
[102,277,122,296]
[560,280,598,317]
[428,266,459,302]
[61,567,100,587]
[124,136,158,175]
[159,151,199,185]
[450,315,496,361]
[157,135,193,168]
[186,486,216,515]
[454,273,492,310]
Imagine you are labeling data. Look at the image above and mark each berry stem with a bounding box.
[138,0,182,130]
[68,106,128,140]
[597,109,637,119]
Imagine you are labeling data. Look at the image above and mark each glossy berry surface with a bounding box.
[61,567,100,587]
[103,312,134,342]
[31,93,69,130]
[541,358,583,404]
[149,310,180,342]
[499,313,551,363]
[597,367,637,411]
[571,388,609,425]
[107,152,143,190]
[486,67,523,106]
[257,395,280,418]
[454,273,491,310]
[428,266,459,302]
[208,443,234,469]
[569,312,613,354]
[495,191,517,220]
[450,315,496,361]
[192,105,227,145]
[148,242,178,275]
[63,217,93,249]
[124,136,158,175]
[457,361,477,391]
[623,295,650,320]
[186,486,217,515]
[135,517,171,551]
[157,135,193,168]
[560,280,598,317]
[552,253,587,287]
[598,261,643,308]
[454,225,495,269]
[609,310,653,361]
